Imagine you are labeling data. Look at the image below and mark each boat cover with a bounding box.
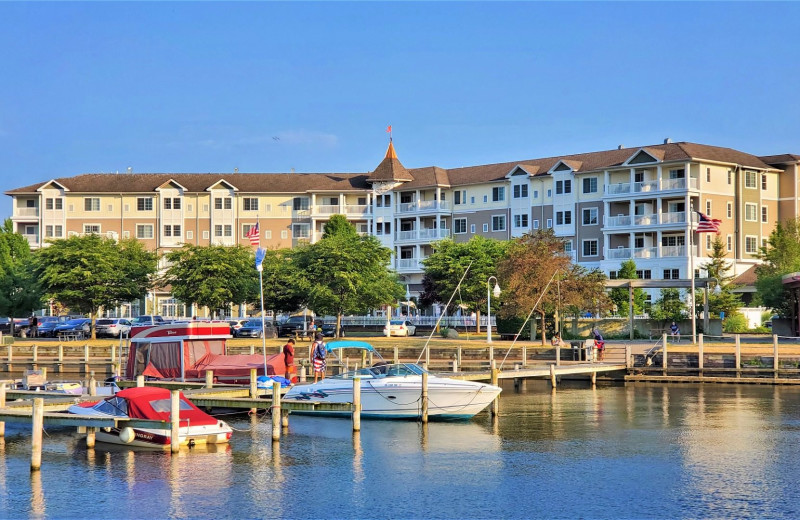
[117,387,217,426]
[185,352,288,380]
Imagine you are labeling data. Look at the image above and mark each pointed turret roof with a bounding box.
[367,141,414,183]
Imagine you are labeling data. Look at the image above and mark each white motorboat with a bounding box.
[283,341,502,420]
[67,387,232,449]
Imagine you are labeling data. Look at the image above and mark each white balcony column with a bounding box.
[416,244,422,268]
[629,232,634,252]
[630,167,635,186]
[339,193,345,210]
[603,232,610,257]
[415,190,421,209]
[657,230,663,257]
[656,196,663,224]
[435,187,442,209]
[311,194,316,211]
[603,200,609,227]
[657,165,663,190]
[415,217,420,238]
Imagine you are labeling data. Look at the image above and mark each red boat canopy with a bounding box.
[116,387,217,427]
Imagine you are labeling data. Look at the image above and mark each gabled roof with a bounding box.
[206,179,238,192]
[759,154,800,165]
[625,148,664,165]
[156,179,188,191]
[366,142,414,183]
[36,180,69,192]
[505,164,541,179]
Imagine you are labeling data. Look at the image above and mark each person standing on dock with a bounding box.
[592,326,605,361]
[283,338,295,381]
[311,332,326,383]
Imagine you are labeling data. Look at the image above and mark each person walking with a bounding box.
[311,333,326,383]
[282,338,295,381]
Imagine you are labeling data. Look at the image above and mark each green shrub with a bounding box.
[496,317,531,340]
[722,313,748,333]
[440,327,450,338]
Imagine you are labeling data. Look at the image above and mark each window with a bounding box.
[744,171,757,189]
[45,198,63,210]
[281,230,288,239]
[454,218,467,234]
[55,225,63,237]
[669,168,685,179]
[555,179,572,195]
[727,234,733,252]
[727,202,733,219]
[582,177,598,194]
[513,184,528,198]
[706,201,712,215]
[164,198,170,210]
[533,219,540,229]
[84,198,100,211]
[137,198,153,211]
[745,236,758,254]
[265,230,272,239]
[513,214,529,228]
[163,198,180,210]
[556,211,572,225]
[224,225,232,237]
[293,197,309,210]
[84,224,100,234]
[45,225,63,238]
[400,193,413,204]
[163,225,179,237]
[214,198,232,210]
[136,225,153,239]
[470,224,476,233]
[661,235,685,246]
[214,225,223,237]
[706,234,712,249]
[745,203,757,222]
[483,223,489,232]
[582,208,598,225]
[609,271,618,280]
[635,170,645,183]
[533,190,539,199]
[706,168,711,182]
[761,175,767,190]
[636,270,652,280]
[546,218,553,228]
[45,199,52,210]
[762,206,768,223]
[454,190,466,205]
[582,240,598,257]
[384,222,391,234]
[292,224,310,239]
[564,241,573,254]
[186,230,193,240]
[727,170,732,184]
[203,231,209,239]
[492,187,505,202]
[663,269,680,280]
[556,181,563,195]
[492,215,506,232]
[45,225,53,238]
[243,198,259,211]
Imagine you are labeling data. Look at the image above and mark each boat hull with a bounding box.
[284,375,501,420]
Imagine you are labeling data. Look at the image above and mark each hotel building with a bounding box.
[6,140,799,315]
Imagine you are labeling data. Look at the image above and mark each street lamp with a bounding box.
[487,276,501,343]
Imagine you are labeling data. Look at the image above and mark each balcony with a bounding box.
[608,247,631,260]
[607,183,631,195]
[661,211,685,224]
[14,207,39,218]
[634,180,659,193]
[313,204,372,217]
[396,228,450,243]
[396,200,450,214]
[396,258,421,272]
[22,234,40,246]
[632,247,658,259]
[661,245,686,257]
[633,214,657,226]
[605,177,698,198]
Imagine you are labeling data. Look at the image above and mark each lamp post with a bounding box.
[487,276,501,344]
[702,277,722,335]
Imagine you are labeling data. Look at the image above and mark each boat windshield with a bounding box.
[331,363,427,380]
[95,396,129,417]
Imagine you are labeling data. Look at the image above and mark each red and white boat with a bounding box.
[125,321,293,384]
[67,387,232,449]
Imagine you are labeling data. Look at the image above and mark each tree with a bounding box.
[257,248,307,315]
[649,288,687,324]
[35,235,157,338]
[421,236,509,332]
[0,220,43,332]
[295,217,402,336]
[608,259,646,317]
[755,218,800,318]
[162,244,257,318]
[705,235,742,318]
[497,229,610,343]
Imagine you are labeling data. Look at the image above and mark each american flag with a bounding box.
[245,222,260,246]
[695,211,721,233]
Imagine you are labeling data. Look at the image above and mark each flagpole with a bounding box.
[690,203,696,344]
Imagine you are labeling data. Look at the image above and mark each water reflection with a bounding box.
[30,471,45,518]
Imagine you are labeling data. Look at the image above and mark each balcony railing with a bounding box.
[396,228,450,242]
[606,215,632,227]
[607,247,631,260]
[396,201,450,214]
[607,183,631,195]
[605,177,698,196]
[634,180,658,193]
[313,204,371,216]
[22,234,40,246]
[15,207,39,218]
[633,247,658,259]
[397,258,420,271]
[633,214,657,226]
[661,245,686,257]
[661,211,685,224]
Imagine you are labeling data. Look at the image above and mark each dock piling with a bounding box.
[774,334,779,379]
[136,375,144,388]
[88,371,96,396]
[170,390,180,453]
[490,360,499,417]
[250,368,258,414]
[0,383,5,437]
[352,377,361,431]
[31,397,44,471]
[86,427,96,448]
[421,363,429,423]
[205,370,214,389]
[549,364,557,389]
[271,381,281,441]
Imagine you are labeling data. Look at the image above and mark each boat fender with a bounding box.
[119,427,136,444]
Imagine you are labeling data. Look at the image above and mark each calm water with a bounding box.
[2,381,800,519]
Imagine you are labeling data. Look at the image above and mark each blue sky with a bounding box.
[1,2,799,218]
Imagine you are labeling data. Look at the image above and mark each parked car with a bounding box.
[95,318,132,338]
[277,315,316,337]
[234,319,277,339]
[36,316,68,338]
[229,319,248,335]
[383,320,416,337]
[320,321,345,337]
[53,318,92,338]
[131,315,165,326]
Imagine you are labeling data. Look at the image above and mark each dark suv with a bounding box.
[277,316,315,337]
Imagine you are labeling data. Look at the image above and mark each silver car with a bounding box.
[95,318,132,338]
